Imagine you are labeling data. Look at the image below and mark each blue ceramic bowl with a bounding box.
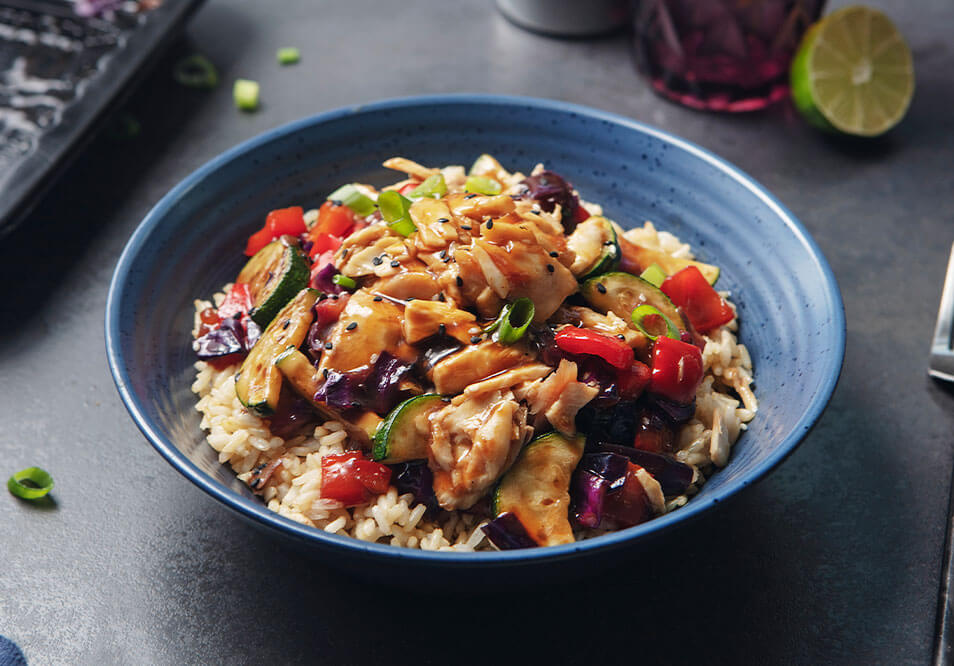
[106,95,844,578]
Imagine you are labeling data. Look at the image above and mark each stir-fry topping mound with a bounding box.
[193,154,748,549]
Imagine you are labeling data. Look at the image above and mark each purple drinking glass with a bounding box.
[633,0,825,112]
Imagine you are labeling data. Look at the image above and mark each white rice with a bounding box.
[192,221,757,550]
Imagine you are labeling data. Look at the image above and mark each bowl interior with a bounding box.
[107,96,844,565]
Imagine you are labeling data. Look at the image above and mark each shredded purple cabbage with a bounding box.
[268,395,314,439]
[310,262,342,294]
[594,443,694,495]
[390,461,438,511]
[482,512,538,550]
[646,394,695,426]
[314,352,414,415]
[570,452,630,528]
[193,316,257,360]
[520,170,584,232]
[576,399,639,448]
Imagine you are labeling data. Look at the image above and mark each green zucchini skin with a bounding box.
[372,394,446,463]
[235,288,318,416]
[491,432,585,547]
[567,216,620,281]
[581,271,686,332]
[236,239,310,328]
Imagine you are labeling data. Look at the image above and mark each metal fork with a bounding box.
[930,242,954,383]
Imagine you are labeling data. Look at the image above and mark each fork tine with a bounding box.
[933,242,954,353]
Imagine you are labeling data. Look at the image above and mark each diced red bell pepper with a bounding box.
[244,206,307,256]
[320,451,392,507]
[311,232,342,257]
[573,202,590,224]
[617,360,651,400]
[660,266,734,333]
[649,335,704,405]
[217,283,253,319]
[602,462,653,528]
[313,293,349,326]
[554,328,634,370]
[633,408,674,453]
[398,182,419,195]
[311,201,356,239]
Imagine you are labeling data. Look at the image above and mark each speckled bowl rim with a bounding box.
[106,94,845,567]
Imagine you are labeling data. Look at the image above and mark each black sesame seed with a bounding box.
[486,220,493,229]
[617,334,626,340]
[330,199,343,207]
[510,194,522,200]
[406,297,415,302]
[456,276,464,287]
[549,251,559,258]
[390,260,400,268]
[438,217,449,224]
[596,283,607,294]
[346,322,358,331]
[318,293,328,302]
[460,224,472,231]
[341,248,349,258]
[373,295,383,302]
[546,264,555,273]
[351,401,361,408]
[465,193,477,199]
[325,342,333,350]
[372,256,383,266]
[531,210,541,216]
[438,293,446,302]
[323,368,330,378]
[443,256,452,263]
[439,324,446,335]
[439,249,447,259]
[603,241,614,246]
[470,336,482,344]
[331,294,340,300]
[281,319,290,330]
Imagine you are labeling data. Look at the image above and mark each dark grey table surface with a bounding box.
[2,0,953,663]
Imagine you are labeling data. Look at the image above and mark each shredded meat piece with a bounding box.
[519,359,598,435]
[427,389,531,510]
[429,340,536,395]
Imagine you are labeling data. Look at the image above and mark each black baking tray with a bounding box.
[0,0,204,238]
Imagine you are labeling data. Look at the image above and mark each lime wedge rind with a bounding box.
[790,6,914,137]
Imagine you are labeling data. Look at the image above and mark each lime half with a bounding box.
[791,6,914,137]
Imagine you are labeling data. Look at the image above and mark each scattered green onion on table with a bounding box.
[7,467,54,500]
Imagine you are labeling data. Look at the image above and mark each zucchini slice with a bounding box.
[372,394,445,463]
[567,216,620,281]
[582,272,685,332]
[619,235,719,285]
[235,288,318,416]
[491,432,585,547]
[273,346,372,447]
[236,239,310,327]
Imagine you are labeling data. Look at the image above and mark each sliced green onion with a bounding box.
[7,467,54,500]
[332,274,357,290]
[406,174,447,200]
[377,191,417,236]
[487,298,535,345]
[277,47,300,65]
[327,184,377,217]
[465,175,502,196]
[233,79,260,111]
[631,305,680,341]
[640,263,667,288]
[173,54,219,89]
